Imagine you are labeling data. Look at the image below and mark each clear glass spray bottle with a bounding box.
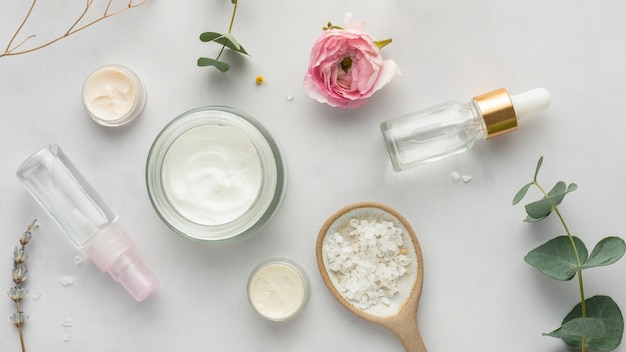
[16,144,159,302]
[380,88,551,171]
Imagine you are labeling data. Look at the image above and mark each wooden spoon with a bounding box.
[316,202,427,352]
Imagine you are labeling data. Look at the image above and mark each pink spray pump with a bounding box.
[17,144,159,302]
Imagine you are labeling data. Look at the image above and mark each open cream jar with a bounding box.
[146,106,286,242]
[247,258,309,321]
[82,64,146,127]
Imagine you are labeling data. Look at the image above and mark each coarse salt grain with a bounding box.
[324,218,411,309]
[450,171,462,182]
[60,316,74,327]
[57,275,76,286]
[73,255,84,266]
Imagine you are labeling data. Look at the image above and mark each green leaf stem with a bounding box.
[199,32,248,55]
[524,182,577,222]
[513,157,625,351]
[198,0,247,72]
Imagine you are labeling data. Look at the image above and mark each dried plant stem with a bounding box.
[1,0,147,58]
[17,304,25,352]
[9,220,38,352]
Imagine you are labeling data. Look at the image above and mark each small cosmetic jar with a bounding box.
[82,64,146,127]
[146,106,286,243]
[247,258,310,321]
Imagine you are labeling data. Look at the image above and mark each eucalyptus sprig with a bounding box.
[513,157,625,351]
[8,220,38,352]
[198,0,249,73]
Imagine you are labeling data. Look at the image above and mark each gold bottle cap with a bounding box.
[474,88,518,139]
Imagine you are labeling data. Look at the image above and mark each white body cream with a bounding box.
[82,65,146,127]
[145,106,286,242]
[247,259,309,321]
[162,125,262,226]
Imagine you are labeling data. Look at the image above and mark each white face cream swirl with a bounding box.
[146,106,285,242]
[162,125,262,226]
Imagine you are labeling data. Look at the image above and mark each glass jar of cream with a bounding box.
[146,106,286,243]
[247,258,310,321]
[82,64,146,127]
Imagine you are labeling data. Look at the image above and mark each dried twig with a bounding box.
[1,0,147,58]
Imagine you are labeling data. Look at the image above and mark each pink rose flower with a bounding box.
[304,13,401,109]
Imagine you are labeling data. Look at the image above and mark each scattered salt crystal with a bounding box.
[285,91,295,101]
[57,275,76,286]
[31,291,42,300]
[63,333,72,342]
[450,171,462,182]
[451,170,472,183]
[324,218,412,309]
[60,316,74,327]
[73,256,84,266]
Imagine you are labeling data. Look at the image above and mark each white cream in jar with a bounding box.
[82,64,146,127]
[162,125,262,226]
[247,259,309,321]
[146,106,286,242]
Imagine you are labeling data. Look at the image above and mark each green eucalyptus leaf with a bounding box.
[524,197,555,221]
[513,182,533,205]
[524,236,588,281]
[576,237,626,272]
[197,57,230,73]
[199,32,224,42]
[544,317,606,339]
[533,156,544,182]
[213,34,249,55]
[523,181,577,221]
[560,295,624,351]
[524,214,546,223]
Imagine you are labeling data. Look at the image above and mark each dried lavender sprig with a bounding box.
[8,220,38,352]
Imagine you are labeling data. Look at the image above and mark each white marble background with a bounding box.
[1,1,625,351]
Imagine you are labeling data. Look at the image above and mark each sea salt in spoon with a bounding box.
[316,202,427,352]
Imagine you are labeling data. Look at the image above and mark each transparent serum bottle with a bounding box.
[16,144,159,302]
[380,88,551,171]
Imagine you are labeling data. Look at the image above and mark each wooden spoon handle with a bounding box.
[389,318,427,352]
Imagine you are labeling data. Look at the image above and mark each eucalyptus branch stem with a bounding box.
[216,0,239,61]
[554,205,587,352]
[228,0,239,35]
[535,180,588,351]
